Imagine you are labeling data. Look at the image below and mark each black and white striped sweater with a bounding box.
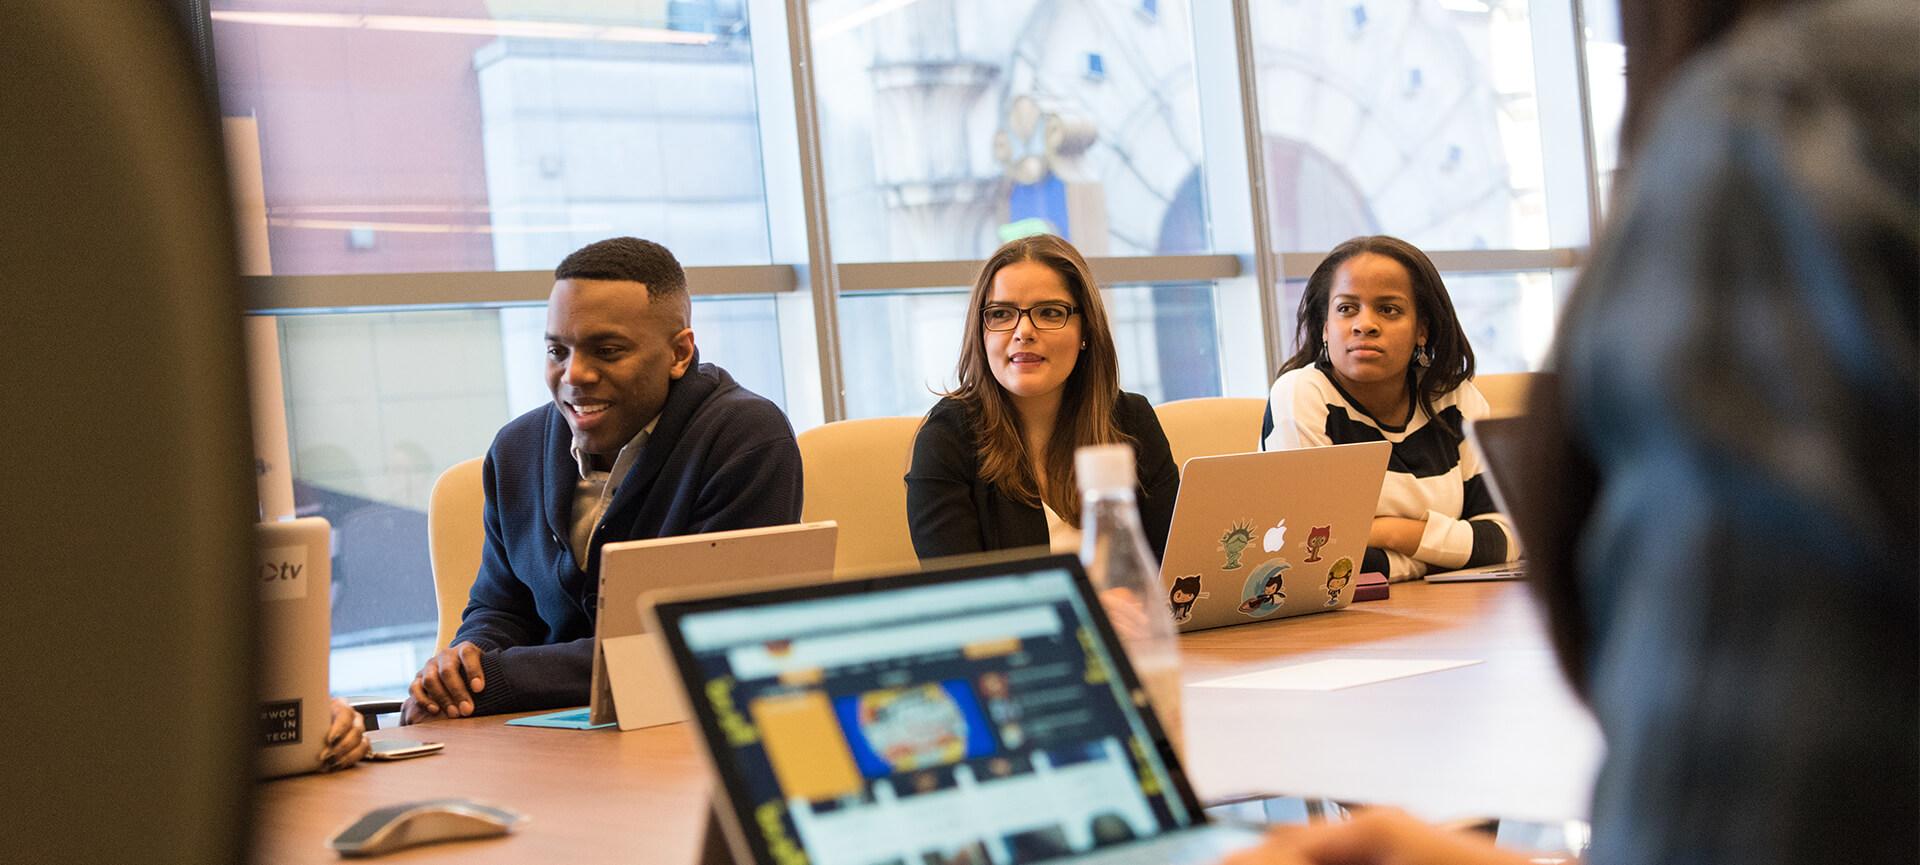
[1261,363,1518,581]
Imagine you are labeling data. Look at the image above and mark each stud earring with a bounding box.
[1414,342,1432,368]
[1081,340,1088,349]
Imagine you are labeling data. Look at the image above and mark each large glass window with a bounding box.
[213,1,789,692]
[838,282,1223,419]
[1250,0,1552,252]
[808,0,1217,261]
[211,0,770,275]
[811,0,1236,417]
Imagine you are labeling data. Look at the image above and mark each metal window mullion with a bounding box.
[836,254,1243,293]
[1570,0,1606,242]
[242,265,797,313]
[1230,0,1286,384]
[781,0,847,423]
[1276,248,1581,277]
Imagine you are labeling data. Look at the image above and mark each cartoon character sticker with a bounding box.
[1302,525,1332,563]
[1168,575,1209,624]
[1218,521,1255,570]
[1236,559,1291,617]
[1322,556,1354,607]
[1262,519,1288,553]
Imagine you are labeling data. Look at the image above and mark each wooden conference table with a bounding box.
[254,581,1602,864]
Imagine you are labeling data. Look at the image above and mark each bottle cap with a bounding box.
[1075,443,1135,492]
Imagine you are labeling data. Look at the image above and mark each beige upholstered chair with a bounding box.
[426,456,486,652]
[1153,397,1269,471]
[796,416,924,577]
[1474,372,1538,418]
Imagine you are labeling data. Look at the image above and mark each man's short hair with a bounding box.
[554,237,688,301]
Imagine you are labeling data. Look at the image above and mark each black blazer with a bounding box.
[905,392,1180,562]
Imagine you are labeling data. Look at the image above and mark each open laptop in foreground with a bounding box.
[646,553,1264,865]
[1426,416,1535,584]
[256,516,332,778]
[1163,442,1391,632]
[587,521,838,730]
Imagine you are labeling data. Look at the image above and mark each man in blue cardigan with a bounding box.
[402,238,802,722]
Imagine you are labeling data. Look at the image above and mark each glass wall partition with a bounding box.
[206,0,1608,693]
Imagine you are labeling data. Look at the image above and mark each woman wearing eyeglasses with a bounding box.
[906,234,1180,562]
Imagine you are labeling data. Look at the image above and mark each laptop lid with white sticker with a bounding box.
[1160,442,1390,632]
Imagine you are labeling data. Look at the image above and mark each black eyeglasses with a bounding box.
[982,302,1078,332]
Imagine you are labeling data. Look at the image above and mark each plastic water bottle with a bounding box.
[1076,443,1183,750]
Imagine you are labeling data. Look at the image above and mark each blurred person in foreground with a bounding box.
[1223,0,1917,862]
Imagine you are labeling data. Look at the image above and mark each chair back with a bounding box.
[797,417,923,576]
[1154,397,1269,470]
[427,457,486,651]
[1474,372,1538,418]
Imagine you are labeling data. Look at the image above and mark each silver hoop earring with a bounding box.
[1414,343,1432,368]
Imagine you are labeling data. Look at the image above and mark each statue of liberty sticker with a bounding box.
[1218,521,1255,570]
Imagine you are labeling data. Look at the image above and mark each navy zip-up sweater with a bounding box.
[455,360,802,715]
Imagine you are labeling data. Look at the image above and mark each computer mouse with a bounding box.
[328,798,525,857]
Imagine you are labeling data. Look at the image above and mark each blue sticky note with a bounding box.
[505,707,614,730]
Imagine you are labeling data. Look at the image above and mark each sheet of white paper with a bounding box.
[1193,658,1482,691]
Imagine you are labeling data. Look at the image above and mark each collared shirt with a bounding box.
[567,416,659,569]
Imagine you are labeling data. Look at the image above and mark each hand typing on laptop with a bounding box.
[405,641,486,722]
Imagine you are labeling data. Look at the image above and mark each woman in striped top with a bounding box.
[1260,235,1517,582]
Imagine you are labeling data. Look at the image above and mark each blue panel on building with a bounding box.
[1007,173,1071,241]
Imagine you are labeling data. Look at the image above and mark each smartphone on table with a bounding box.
[365,739,445,761]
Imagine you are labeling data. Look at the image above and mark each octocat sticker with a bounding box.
[1168,575,1209,624]
[1322,556,1354,607]
[1236,559,1290,617]
[1303,525,1331,563]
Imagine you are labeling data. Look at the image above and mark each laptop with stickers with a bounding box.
[256,516,333,778]
[587,521,838,730]
[1160,442,1391,632]
[645,553,1264,865]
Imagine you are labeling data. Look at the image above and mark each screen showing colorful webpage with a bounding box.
[678,567,1193,865]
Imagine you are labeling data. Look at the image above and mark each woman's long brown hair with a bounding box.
[946,234,1129,525]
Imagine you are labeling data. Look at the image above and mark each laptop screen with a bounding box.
[657,556,1201,865]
